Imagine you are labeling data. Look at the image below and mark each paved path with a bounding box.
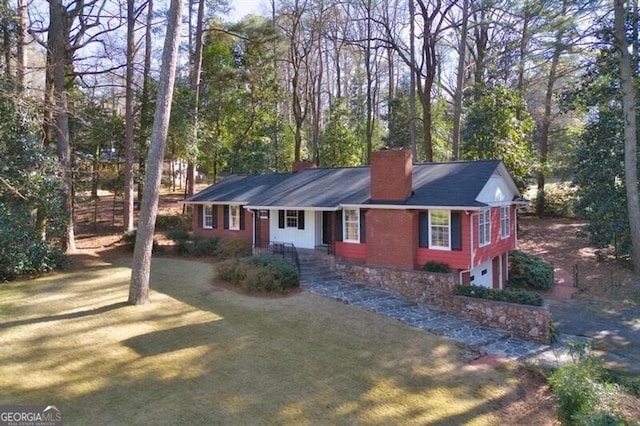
[549,298,640,374]
[298,254,551,361]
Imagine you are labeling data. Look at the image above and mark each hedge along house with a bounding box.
[184,149,525,289]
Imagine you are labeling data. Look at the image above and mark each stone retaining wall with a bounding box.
[334,261,550,344]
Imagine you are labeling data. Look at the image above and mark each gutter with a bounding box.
[339,203,488,211]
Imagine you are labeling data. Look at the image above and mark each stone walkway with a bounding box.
[299,254,558,361]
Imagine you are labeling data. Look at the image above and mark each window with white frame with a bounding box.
[429,210,450,249]
[286,210,298,228]
[203,205,214,229]
[500,206,510,238]
[343,208,360,242]
[479,209,491,246]
[229,205,240,230]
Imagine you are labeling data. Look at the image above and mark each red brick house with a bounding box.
[185,149,525,289]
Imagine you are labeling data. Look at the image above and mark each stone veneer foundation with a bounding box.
[333,261,550,344]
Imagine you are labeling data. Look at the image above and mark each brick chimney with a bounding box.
[293,160,317,172]
[370,149,413,202]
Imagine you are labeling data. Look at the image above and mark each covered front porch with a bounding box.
[252,208,338,250]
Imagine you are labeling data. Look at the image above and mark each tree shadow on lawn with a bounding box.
[0,302,129,330]
[2,257,554,424]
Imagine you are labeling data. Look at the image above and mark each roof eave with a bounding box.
[182,200,249,205]
[340,203,488,210]
[245,205,340,211]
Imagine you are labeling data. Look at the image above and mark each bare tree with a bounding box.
[379,0,456,161]
[613,0,640,274]
[186,0,206,197]
[16,0,26,88]
[48,0,75,252]
[129,0,184,305]
[451,0,469,160]
[278,0,313,162]
[124,0,138,232]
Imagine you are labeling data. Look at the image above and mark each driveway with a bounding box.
[549,298,640,374]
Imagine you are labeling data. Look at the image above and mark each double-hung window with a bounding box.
[479,209,491,246]
[500,206,510,238]
[429,210,450,249]
[229,205,240,230]
[343,208,360,242]
[286,210,298,228]
[203,205,214,229]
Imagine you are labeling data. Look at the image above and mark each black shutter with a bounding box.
[359,210,366,243]
[223,205,229,229]
[212,205,217,228]
[451,212,462,250]
[297,210,305,230]
[419,211,429,248]
[278,210,285,228]
[239,206,245,230]
[335,210,343,242]
[197,205,203,228]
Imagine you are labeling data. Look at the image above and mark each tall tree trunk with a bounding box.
[614,0,640,274]
[49,0,75,252]
[138,0,154,205]
[451,0,468,160]
[2,0,11,79]
[187,0,205,197]
[16,0,26,89]
[536,0,567,215]
[129,0,183,305]
[43,51,55,147]
[408,0,417,158]
[123,0,136,232]
[364,0,373,164]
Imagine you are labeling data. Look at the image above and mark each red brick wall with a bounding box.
[415,210,472,270]
[370,149,412,202]
[366,209,416,269]
[335,241,366,262]
[192,204,253,245]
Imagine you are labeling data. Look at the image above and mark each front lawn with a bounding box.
[1,258,531,425]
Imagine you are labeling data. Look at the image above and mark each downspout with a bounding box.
[470,212,477,269]
[498,254,503,290]
[247,209,256,252]
[459,210,473,285]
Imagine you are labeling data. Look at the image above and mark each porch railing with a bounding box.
[254,241,300,274]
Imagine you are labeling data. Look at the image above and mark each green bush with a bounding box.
[423,261,451,273]
[454,285,543,306]
[0,237,65,282]
[189,236,220,257]
[216,256,299,294]
[166,229,190,243]
[536,182,576,218]
[121,230,160,253]
[508,250,554,290]
[218,238,252,259]
[549,353,622,425]
[155,214,185,230]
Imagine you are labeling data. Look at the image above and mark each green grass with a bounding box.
[1,258,521,425]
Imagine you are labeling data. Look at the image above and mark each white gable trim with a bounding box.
[476,163,520,205]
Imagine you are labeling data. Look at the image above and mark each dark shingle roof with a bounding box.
[185,173,291,204]
[187,160,508,208]
[404,160,501,207]
[249,167,371,208]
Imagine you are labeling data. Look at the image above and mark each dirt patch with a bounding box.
[494,366,559,425]
[518,216,640,307]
